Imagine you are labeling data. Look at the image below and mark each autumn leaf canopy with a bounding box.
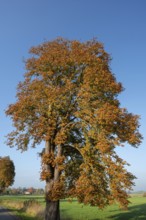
[6,38,142,208]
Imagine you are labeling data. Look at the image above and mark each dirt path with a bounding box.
[0,206,20,220]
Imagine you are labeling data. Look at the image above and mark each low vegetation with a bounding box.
[0,194,146,220]
[0,196,44,220]
[143,192,146,197]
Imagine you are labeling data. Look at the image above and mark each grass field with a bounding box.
[0,194,146,219]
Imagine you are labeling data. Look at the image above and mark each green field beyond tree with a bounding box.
[0,194,146,219]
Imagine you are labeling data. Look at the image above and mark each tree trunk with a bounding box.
[45,198,60,220]
[44,141,62,220]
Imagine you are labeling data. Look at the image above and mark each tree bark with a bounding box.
[44,141,61,220]
[45,199,60,220]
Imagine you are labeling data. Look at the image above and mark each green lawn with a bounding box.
[0,195,146,220]
[61,196,146,220]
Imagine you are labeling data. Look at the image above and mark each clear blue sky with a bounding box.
[0,0,145,191]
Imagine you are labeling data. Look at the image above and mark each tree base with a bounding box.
[45,200,60,220]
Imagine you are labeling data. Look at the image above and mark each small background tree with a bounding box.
[6,38,142,220]
[0,156,15,193]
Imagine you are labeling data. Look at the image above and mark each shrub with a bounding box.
[143,192,146,197]
[23,199,44,219]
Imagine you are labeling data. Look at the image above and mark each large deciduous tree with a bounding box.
[6,38,142,220]
[0,156,15,193]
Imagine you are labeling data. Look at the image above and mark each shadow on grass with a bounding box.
[110,203,146,220]
[61,208,74,220]
[61,203,146,220]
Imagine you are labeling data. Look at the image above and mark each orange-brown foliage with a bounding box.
[0,157,15,192]
[6,38,142,209]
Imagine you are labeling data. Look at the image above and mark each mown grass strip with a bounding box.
[0,195,146,220]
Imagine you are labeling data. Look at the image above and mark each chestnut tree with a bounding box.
[6,38,142,220]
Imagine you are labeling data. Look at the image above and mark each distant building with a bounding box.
[24,191,31,195]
